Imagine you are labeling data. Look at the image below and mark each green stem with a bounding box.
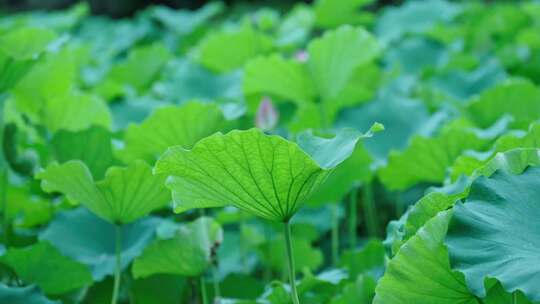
[200,276,208,304]
[284,221,300,304]
[348,187,358,249]
[111,225,122,304]
[263,223,272,282]
[211,265,221,301]
[331,204,339,264]
[0,170,9,247]
[198,208,217,303]
[318,101,328,131]
[395,194,404,219]
[239,210,247,273]
[362,182,379,238]
[512,291,518,304]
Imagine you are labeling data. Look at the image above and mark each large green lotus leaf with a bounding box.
[102,43,171,96]
[0,27,56,60]
[40,208,159,280]
[386,143,531,255]
[0,242,92,295]
[132,217,222,278]
[373,211,478,304]
[155,128,369,221]
[197,24,273,73]
[296,126,380,169]
[450,123,540,177]
[449,151,493,181]
[378,127,491,190]
[0,284,59,304]
[306,143,372,206]
[465,79,540,130]
[375,0,461,43]
[307,25,381,102]
[120,102,228,163]
[382,190,463,256]
[243,54,316,105]
[51,126,117,180]
[451,119,540,179]
[425,149,540,248]
[475,148,540,178]
[36,160,169,224]
[149,2,224,35]
[402,192,458,240]
[445,167,540,301]
[451,148,540,181]
[314,0,374,29]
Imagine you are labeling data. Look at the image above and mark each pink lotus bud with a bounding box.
[295,50,309,62]
[255,97,279,130]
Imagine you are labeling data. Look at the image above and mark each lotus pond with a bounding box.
[0,0,540,303]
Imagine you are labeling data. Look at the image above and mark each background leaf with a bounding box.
[0,27,56,60]
[307,25,380,102]
[37,160,169,224]
[0,242,92,295]
[0,284,59,304]
[40,208,159,280]
[51,126,117,180]
[197,24,273,73]
[120,101,229,163]
[132,217,222,278]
